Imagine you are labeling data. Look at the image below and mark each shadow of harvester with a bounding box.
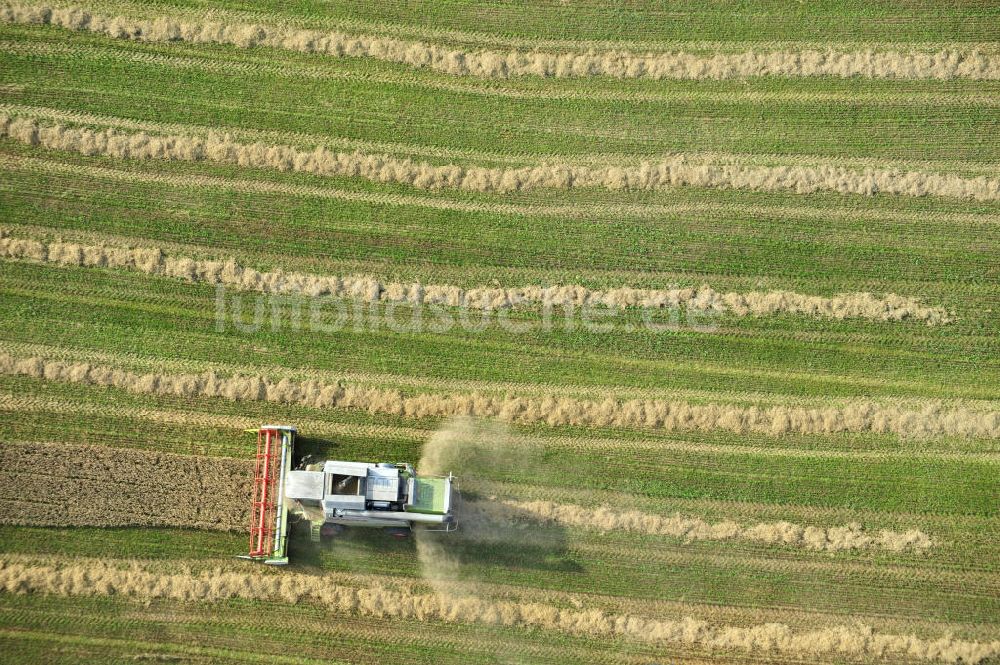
[287,492,582,576]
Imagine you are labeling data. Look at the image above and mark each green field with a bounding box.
[0,1,998,663]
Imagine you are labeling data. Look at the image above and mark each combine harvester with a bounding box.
[240,425,457,565]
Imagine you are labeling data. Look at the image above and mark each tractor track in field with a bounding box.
[0,441,249,530]
[2,352,997,440]
[3,115,998,200]
[0,230,953,324]
[1,556,997,663]
[4,4,999,82]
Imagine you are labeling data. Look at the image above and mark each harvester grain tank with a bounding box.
[240,425,456,565]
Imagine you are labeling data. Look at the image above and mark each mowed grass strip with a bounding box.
[4,552,1000,662]
[3,548,998,657]
[4,4,1000,86]
[0,593,754,665]
[4,315,998,440]
[0,227,956,325]
[4,148,997,295]
[5,548,997,661]
[3,145,991,230]
[0,260,995,402]
[33,0,1000,48]
[0,552,993,645]
[2,27,998,162]
[9,385,997,460]
[7,44,1000,117]
[3,38,1000,168]
[0,595,667,665]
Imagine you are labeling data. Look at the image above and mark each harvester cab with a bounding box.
[239,425,456,565]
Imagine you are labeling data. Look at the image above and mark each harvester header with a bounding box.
[242,425,295,565]
[240,425,456,565]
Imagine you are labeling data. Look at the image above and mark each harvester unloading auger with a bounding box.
[240,425,457,565]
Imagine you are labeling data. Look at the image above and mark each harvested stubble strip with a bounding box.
[0,441,249,530]
[1,559,997,663]
[477,499,934,553]
[2,354,997,440]
[2,4,998,81]
[1,116,997,201]
[0,230,953,324]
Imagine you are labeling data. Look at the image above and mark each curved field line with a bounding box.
[1,353,997,439]
[3,116,997,201]
[0,230,953,323]
[6,41,1000,116]
[2,558,997,662]
[4,153,994,229]
[3,4,999,81]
